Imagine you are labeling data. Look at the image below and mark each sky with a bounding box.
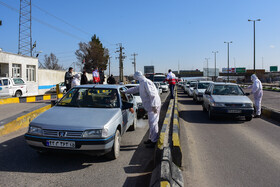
[0,0,280,76]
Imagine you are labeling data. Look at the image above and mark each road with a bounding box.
[0,92,169,187]
[178,89,280,187]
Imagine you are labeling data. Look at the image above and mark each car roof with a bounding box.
[75,84,124,89]
[197,81,213,83]
[212,82,238,86]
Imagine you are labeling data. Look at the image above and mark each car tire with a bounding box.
[107,129,121,160]
[208,108,215,120]
[128,114,137,131]
[15,90,22,97]
[245,116,252,121]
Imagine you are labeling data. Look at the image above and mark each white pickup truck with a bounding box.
[0,77,27,97]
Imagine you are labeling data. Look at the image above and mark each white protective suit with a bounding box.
[125,71,161,143]
[71,74,81,88]
[248,74,263,115]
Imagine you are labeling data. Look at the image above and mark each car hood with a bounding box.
[30,106,121,131]
[212,95,252,103]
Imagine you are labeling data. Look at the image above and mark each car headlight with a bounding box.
[243,103,253,108]
[210,102,225,107]
[83,129,102,138]
[28,126,43,135]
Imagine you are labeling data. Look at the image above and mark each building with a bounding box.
[0,51,39,95]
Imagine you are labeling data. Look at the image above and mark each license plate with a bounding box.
[227,110,242,113]
[46,140,75,148]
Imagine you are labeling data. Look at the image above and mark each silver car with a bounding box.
[185,81,197,97]
[202,82,254,121]
[25,85,137,159]
[193,81,213,102]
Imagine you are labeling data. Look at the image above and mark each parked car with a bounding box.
[202,82,253,121]
[159,82,169,92]
[49,82,66,94]
[24,85,137,159]
[125,84,147,119]
[0,77,27,97]
[154,82,163,95]
[185,81,197,97]
[193,81,213,102]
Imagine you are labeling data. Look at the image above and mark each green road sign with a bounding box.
[236,67,246,73]
[270,66,278,72]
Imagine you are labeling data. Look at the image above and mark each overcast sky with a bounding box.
[1,0,279,75]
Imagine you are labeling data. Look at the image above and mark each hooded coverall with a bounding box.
[125,71,161,143]
[248,74,263,116]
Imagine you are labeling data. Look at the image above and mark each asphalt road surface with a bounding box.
[178,89,280,187]
[0,92,169,187]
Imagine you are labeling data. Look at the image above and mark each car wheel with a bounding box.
[245,116,252,121]
[128,114,137,131]
[208,108,215,120]
[15,90,22,97]
[107,129,121,160]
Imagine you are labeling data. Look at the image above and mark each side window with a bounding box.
[13,78,24,85]
[206,84,212,93]
[0,80,2,86]
[2,79,9,86]
[119,87,133,102]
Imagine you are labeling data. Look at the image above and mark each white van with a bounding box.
[0,77,27,97]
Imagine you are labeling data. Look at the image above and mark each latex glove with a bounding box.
[152,107,158,113]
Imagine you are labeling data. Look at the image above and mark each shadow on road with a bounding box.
[122,93,171,187]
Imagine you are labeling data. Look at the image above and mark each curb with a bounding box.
[0,105,51,136]
[262,106,280,123]
[172,90,182,167]
[0,93,63,105]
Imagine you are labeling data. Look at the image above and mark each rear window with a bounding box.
[190,82,196,87]
[13,78,25,85]
[212,85,244,95]
[198,83,210,89]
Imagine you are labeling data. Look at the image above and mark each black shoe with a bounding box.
[144,139,152,144]
[146,142,156,148]
[254,115,261,118]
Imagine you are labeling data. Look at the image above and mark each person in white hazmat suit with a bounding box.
[125,71,161,148]
[71,74,81,88]
[248,74,263,118]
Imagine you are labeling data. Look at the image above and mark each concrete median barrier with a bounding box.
[151,86,184,187]
[262,106,280,123]
[0,93,63,105]
[0,105,51,136]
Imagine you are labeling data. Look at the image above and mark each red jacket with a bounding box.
[165,72,177,85]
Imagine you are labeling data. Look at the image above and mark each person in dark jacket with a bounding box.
[80,71,88,85]
[107,74,116,84]
[64,67,73,92]
[99,68,105,84]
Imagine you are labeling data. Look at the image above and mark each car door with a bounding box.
[0,79,10,97]
[119,87,132,133]
[203,84,213,108]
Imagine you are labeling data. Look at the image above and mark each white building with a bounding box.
[0,51,39,95]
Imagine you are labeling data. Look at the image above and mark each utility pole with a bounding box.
[205,58,210,77]
[116,43,125,83]
[224,41,233,82]
[212,51,218,81]
[131,53,138,74]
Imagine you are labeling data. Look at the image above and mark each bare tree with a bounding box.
[43,53,64,70]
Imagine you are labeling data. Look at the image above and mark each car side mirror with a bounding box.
[245,93,250,96]
[194,87,197,90]
[186,86,190,88]
[51,100,58,107]
[122,101,134,110]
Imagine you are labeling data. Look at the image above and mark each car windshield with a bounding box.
[212,85,244,95]
[57,88,120,108]
[198,83,210,89]
[190,82,196,87]
[125,86,139,96]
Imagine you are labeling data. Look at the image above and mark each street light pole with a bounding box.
[224,41,232,82]
[248,19,261,73]
[212,51,218,81]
